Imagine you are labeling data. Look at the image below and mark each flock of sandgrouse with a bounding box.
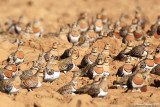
[0,7,159,97]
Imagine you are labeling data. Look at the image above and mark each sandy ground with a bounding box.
[0,0,160,107]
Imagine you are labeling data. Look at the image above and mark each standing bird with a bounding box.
[7,15,24,34]
[68,23,81,45]
[94,14,103,32]
[102,44,110,59]
[112,26,121,39]
[57,70,81,94]
[4,62,18,77]
[123,27,135,44]
[75,74,109,97]
[125,71,149,93]
[88,56,105,81]
[134,26,145,41]
[21,68,42,91]
[44,42,59,61]
[32,19,43,37]
[43,60,60,84]
[77,12,89,32]
[85,24,98,44]
[8,41,24,64]
[139,50,156,71]
[100,8,108,24]
[116,58,134,77]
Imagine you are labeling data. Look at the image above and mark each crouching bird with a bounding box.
[74,74,109,97]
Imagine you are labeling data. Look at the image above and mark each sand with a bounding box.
[0,0,159,107]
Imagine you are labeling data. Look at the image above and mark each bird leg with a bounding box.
[63,71,67,74]
[137,88,141,92]
[28,88,32,92]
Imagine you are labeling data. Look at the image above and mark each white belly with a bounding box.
[88,57,94,64]
[80,27,88,32]
[36,80,42,88]
[34,32,41,37]
[72,86,76,92]
[97,88,108,97]
[10,86,19,93]
[95,26,103,32]
[15,25,22,32]
[145,64,155,70]
[71,61,76,71]
[12,70,18,76]
[102,19,108,23]
[44,71,60,81]
[142,51,147,56]
[69,34,80,43]
[132,80,144,88]
[123,68,132,76]
[93,70,104,78]
[3,73,10,79]
[15,58,24,64]
[24,32,30,36]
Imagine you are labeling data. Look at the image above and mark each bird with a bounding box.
[103,56,111,73]
[8,41,24,64]
[58,49,79,73]
[123,27,135,44]
[21,67,42,91]
[116,57,135,77]
[139,50,156,71]
[32,19,43,37]
[68,23,81,45]
[85,24,98,44]
[0,72,21,94]
[77,12,89,32]
[100,8,108,24]
[127,40,149,58]
[75,74,109,97]
[101,44,110,59]
[120,25,129,38]
[80,47,98,67]
[37,52,47,67]
[88,54,109,81]
[0,67,13,80]
[94,14,103,32]
[4,62,18,77]
[57,70,81,95]
[125,69,150,93]
[43,60,60,84]
[7,15,24,34]
[113,63,141,88]
[119,13,127,28]
[134,26,145,41]
[60,45,79,59]
[115,40,134,61]
[44,42,59,61]
[58,26,69,41]
[112,26,121,39]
